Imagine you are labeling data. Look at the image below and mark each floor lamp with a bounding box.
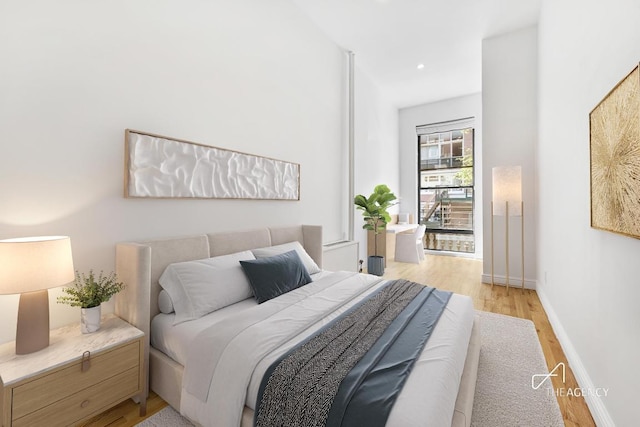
[0,236,75,354]
[491,166,524,295]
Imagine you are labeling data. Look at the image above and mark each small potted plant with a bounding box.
[57,270,125,333]
[354,184,397,276]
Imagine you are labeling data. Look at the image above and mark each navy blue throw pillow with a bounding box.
[240,250,312,304]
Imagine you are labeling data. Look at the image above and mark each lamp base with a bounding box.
[16,289,50,355]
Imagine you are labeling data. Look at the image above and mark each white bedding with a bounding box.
[152,271,474,427]
[151,271,333,365]
[151,298,257,365]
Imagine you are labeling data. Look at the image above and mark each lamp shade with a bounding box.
[492,166,522,216]
[0,236,75,295]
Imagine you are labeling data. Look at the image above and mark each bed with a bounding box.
[114,225,480,427]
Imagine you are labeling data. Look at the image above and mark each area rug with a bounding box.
[136,311,563,427]
[471,311,563,426]
[135,405,194,427]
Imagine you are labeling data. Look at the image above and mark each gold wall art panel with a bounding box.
[590,63,640,238]
[124,130,300,200]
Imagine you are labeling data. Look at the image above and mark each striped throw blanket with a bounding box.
[256,279,452,427]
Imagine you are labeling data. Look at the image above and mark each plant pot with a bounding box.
[368,255,385,276]
[81,305,101,334]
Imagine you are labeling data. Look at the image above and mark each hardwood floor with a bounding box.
[86,254,595,426]
[80,391,167,427]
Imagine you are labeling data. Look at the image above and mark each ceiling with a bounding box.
[292,0,541,108]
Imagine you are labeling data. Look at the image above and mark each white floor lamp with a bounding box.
[491,166,524,295]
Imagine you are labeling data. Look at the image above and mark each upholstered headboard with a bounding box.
[114,224,322,333]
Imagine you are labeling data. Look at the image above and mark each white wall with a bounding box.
[0,0,349,344]
[482,26,538,288]
[398,93,483,260]
[352,66,399,262]
[538,0,640,424]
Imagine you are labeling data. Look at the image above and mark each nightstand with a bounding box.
[0,314,144,427]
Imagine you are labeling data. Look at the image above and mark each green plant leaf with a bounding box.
[57,270,125,309]
[354,184,397,240]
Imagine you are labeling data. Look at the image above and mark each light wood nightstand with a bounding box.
[0,314,144,427]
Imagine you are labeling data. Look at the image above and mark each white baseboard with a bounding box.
[536,285,615,427]
[480,273,537,290]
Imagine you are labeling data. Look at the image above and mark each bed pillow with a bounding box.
[158,290,175,314]
[240,250,312,304]
[251,241,321,275]
[159,250,256,324]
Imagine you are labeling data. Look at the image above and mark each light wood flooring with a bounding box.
[85,254,594,426]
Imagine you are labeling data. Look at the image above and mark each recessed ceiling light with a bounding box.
[417,64,425,70]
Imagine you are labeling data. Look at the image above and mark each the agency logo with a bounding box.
[531,362,565,390]
[532,362,609,397]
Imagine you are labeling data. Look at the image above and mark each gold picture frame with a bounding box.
[590,63,640,238]
[124,130,300,201]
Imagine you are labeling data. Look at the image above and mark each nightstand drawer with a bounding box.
[12,340,140,420]
[12,367,139,427]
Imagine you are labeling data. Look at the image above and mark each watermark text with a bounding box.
[532,363,609,398]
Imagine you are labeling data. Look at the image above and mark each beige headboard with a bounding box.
[114,224,322,334]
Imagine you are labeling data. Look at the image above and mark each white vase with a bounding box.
[80,305,101,334]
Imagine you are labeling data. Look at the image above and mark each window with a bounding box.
[417,119,475,254]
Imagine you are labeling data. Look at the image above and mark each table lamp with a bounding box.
[0,236,74,354]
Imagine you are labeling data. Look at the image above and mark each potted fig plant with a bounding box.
[57,270,125,333]
[354,184,397,276]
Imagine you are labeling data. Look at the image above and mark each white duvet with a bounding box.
[173,272,474,427]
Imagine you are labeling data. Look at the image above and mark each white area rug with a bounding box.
[472,311,563,426]
[135,406,194,427]
[136,311,563,427]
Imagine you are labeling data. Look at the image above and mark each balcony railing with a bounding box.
[419,156,466,170]
[423,232,475,253]
[420,189,474,232]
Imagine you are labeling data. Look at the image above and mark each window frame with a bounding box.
[417,127,475,237]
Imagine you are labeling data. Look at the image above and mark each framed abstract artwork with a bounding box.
[124,130,300,200]
[590,63,640,238]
